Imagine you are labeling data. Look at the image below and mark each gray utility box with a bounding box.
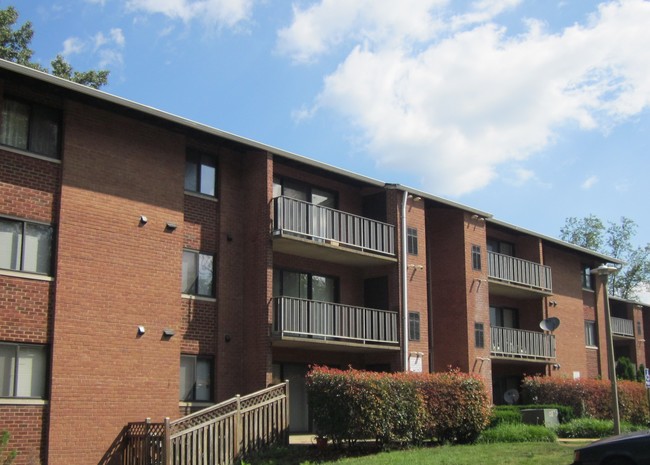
[521,408,559,428]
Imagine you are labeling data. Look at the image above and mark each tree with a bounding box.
[560,215,650,299]
[0,6,108,89]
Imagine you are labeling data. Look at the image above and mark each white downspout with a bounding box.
[401,190,409,371]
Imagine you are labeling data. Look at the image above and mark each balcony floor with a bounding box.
[271,335,400,353]
[272,231,397,267]
[488,279,554,298]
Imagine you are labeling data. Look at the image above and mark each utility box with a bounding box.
[521,408,559,428]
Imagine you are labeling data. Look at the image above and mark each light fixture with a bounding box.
[137,325,146,336]
[165,222,177,231]
[413,196,422,202]
[162,328,175,338]
[139,215,148,225]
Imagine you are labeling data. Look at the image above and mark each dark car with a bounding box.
[572,430,650,465]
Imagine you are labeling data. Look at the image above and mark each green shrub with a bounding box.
[306,367,491,446]
[478,423,557,443]
[521,376,650,425]
[0,431,18,465]
[637,364,646,383]
[490,406,522,427]
[554,418,645,438]
[616,357,636,381]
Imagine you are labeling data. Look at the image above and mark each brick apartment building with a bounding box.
[0,59,647,464]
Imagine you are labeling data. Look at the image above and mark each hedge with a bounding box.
[522,376,650,425]
[306,366,491,445]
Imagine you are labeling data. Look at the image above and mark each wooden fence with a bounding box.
[123,382,289,465]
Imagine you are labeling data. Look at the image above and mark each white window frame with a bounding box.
[0,217,53,276]
[180,355,213,402]
[0,342,47,399]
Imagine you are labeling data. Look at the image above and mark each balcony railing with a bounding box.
[491,326,556,360]
[272,296,398,346]
[611,317,634,337]
[273,196,395,256]
[488,251,552,293]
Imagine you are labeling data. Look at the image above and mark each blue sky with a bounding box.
[11,0,650,251]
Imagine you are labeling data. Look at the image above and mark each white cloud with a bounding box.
[126,0,253,28]
[280,0,650,196]
[62,37,86,56]
[61,28,126,70]
[581,175,599,189]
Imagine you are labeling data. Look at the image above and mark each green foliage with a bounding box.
[490,406,522,427]
[559,215,650,299]
[306,367,491,446]
[554,418,644,438]
[616,356,636,381]
[637,364,646,383]
[521,376,650,425]
[478,423,557,444]
[0,430,18,465]
[0,6,109,88]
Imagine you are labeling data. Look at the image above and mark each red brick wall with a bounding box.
[632,305,646,368]
[427,209,491,380]
[405,198,429,372]
[0,406,47,465]
[48,101,185,465]
[0,93,60,464]
[543,245,590,380]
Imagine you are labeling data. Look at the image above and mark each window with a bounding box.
[273,269,337,302]
[407,228,418,255]
[475,323,485,348]
[273,177,337,208]
[180,355,212,402]
[490,306,519,328]
[0,98,61,158]
[472,245,482,270]
[581,264,593,290]
[637,321,642,336]
[0,218,53,275]
[182,250,214,297]
[585,320,597,347]
[487,239,515,256]
[185,151,217,196]
[409,312,420,341]
[0,343,47,398]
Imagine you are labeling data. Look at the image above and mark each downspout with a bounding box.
[401,190,409,372]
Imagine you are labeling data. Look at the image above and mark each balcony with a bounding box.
[272,296,399,352]
[272,196,397,267]
[491,326,556,361]
[488,251,553,297]
[611,317,634,338]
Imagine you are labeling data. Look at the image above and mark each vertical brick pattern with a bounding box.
[48,101,185,465]
[405,198,429,372]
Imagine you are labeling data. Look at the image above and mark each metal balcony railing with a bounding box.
[272,296,398,346]
[273,196,395,256]
[491,326,556,360]
[611,317,634,337]
[487,251,552,293]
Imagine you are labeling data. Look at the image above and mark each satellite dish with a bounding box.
[504,389,520,405]
[540,317,560,332]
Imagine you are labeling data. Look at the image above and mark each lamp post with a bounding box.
[591,263,620,435]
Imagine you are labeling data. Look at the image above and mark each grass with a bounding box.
[243,441,588,465]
